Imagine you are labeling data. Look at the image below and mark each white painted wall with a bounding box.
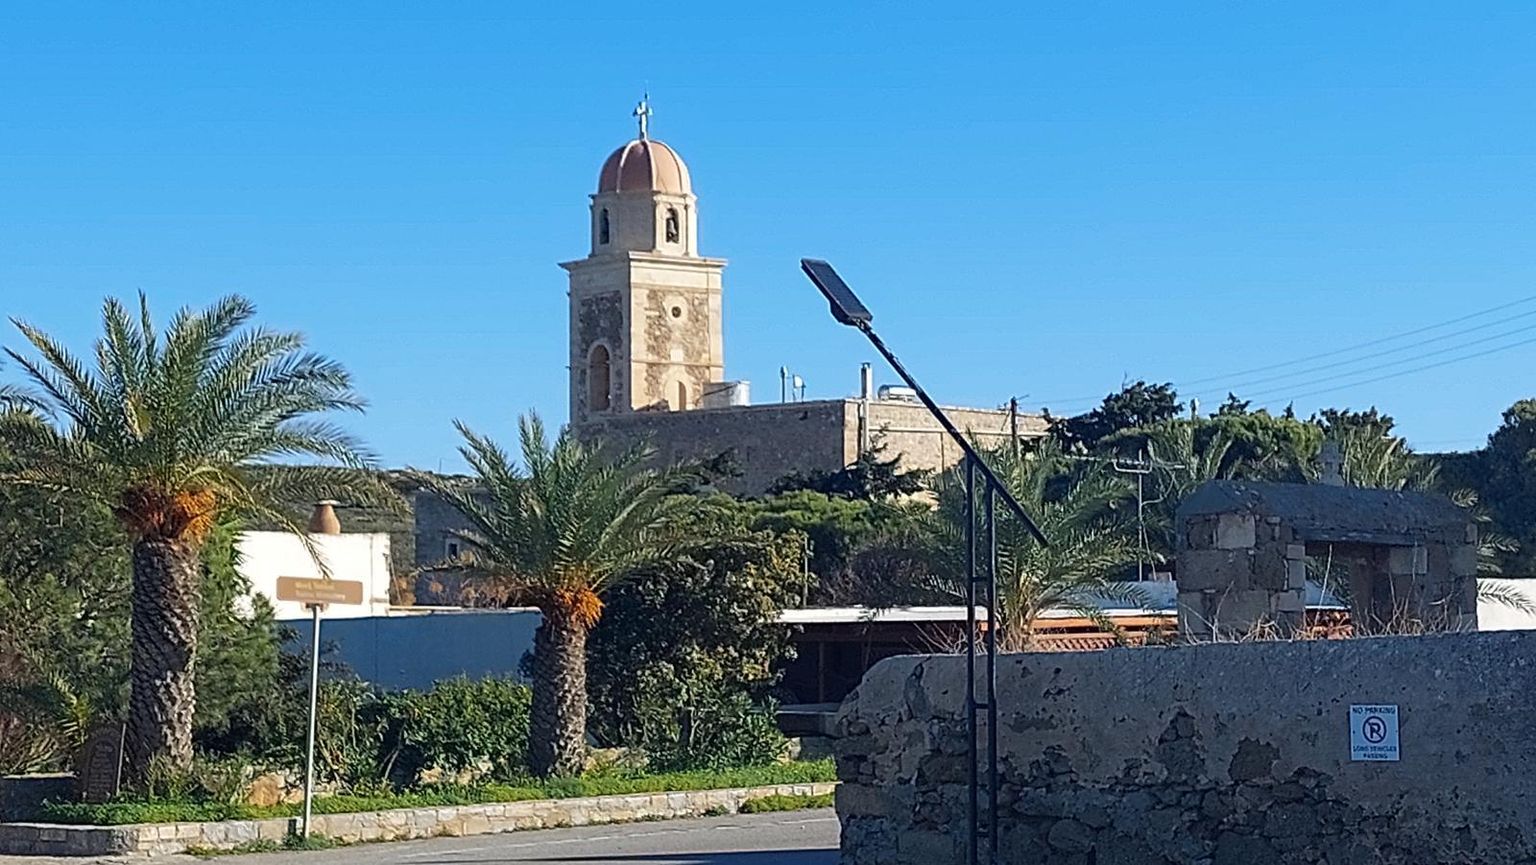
[236,531,393,620]
[1478,578,1536,631]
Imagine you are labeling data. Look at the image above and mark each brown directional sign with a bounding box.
[276,577,365,606]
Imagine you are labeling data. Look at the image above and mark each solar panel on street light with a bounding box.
[800,258,872,327]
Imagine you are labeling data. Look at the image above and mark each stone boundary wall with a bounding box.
[0,782,836,857]
[833,631,1536,865]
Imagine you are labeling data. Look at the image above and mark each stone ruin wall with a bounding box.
[1177,511,1309,639]
[834,631,1536,865]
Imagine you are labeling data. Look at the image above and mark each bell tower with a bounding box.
[562,98,727,426]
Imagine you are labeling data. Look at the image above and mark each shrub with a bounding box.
[396,677,532,781]
[588,507,800,769]
[642,686,786,773]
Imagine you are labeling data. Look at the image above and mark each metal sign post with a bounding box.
[302,602,323,838]
[800,259,1049,865]
[276,577,365,838]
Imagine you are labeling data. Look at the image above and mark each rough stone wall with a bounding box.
[864,402,1048,477]
[575,399,1052,495]
[572,291,626,419]
[576,400,851,494]
[1177,512,1307,639]
[637,281,715,410]
[411,489,475,569]
[834,632,1536,865]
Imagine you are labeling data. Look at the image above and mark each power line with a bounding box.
[1034,293,1536,410]
[1186,308,1536,400]
[1176,293,1536,388]
[1238,320,1536,402]
[1255,332,1536,407]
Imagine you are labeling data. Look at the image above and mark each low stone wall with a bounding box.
[833,631,1536,864]
[0,782,835,857]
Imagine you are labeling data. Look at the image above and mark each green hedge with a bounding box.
[38,760,836,825]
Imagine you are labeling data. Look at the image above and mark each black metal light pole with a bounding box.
[800,258,1049,865]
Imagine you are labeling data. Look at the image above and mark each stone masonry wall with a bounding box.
[577,399,851,494]
[834,631,1536,865]
[1177,512,1307,639]
[576,399,1051,495]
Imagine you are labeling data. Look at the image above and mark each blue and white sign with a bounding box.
[1349,704,1400,762]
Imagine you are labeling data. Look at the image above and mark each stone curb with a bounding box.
[0,782,836,857]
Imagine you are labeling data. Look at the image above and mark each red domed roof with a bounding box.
[598,138,692,195]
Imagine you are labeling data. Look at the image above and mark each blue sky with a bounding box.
[3,3,1535,469]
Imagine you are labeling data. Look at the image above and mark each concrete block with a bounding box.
[1272,590,1305,613]
[1182,516,1219,550]
[1210,590,1273,633]
[1177,549,1251,592]
[1251,549,1289,590]
[1216,514,1257,550]
[1287,558,1307,590]
[1286,543,1306,560]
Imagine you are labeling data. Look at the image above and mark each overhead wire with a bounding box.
[1237,320,1536,402]
[1185,308,1536,400]
[1254,332,1536,407]
[1032,293,1536,413]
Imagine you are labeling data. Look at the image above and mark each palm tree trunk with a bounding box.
[528,613,589,777]
[126,538,201,782]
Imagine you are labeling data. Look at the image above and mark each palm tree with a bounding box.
[409,414,690,777]
[922,439,1144,649]
[0,294,388,779]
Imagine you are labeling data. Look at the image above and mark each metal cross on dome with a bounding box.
[633,94,652,140]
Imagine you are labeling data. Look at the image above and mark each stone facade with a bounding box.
[577,397,1049,495]
[1176,481,1477,638]
[833,631,1536,864]
[0,782,836,857]
[563,126,725,427]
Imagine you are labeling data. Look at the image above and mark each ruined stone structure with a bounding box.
[1176,480,1477,639]
[833,631,1536,864]
[562,102,1049,493]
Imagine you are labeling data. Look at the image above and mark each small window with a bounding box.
[445,539,462,560]
[589,344,612,411]
[665,208,680,244]
[599,209,610,245]
[675,381,689,411]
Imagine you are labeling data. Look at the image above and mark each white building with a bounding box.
[236,502,393,620]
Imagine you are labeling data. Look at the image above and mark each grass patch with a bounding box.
[739,792,834,814]
[39,760,836,826]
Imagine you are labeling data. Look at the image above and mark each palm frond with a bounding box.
[3,294,390,544]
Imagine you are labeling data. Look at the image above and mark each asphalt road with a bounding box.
[8,810,840,865]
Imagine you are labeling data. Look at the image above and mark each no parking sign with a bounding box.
[1350,704,1400,762]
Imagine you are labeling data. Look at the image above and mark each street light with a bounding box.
[800,258,1047,543]
[800,257,1048,865]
